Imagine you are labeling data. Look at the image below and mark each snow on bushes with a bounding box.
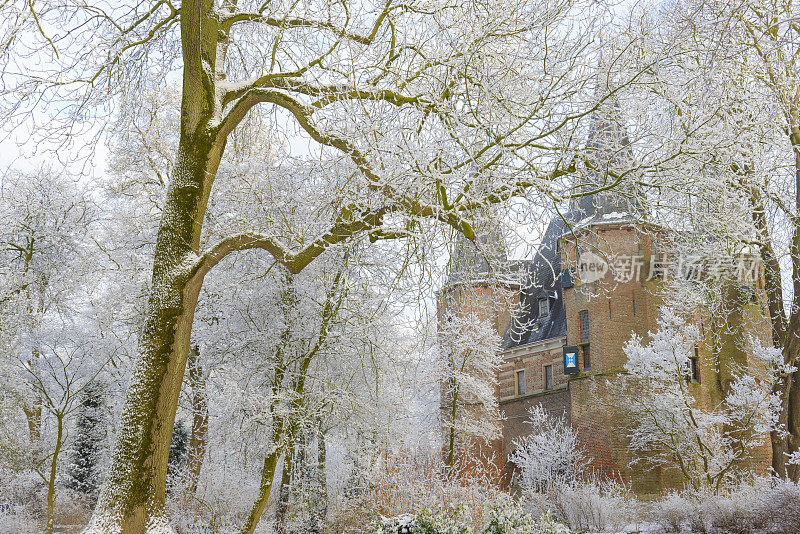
[509,406,586,494]
[375,501,572,534]
[482,501,571,534]
[653,478,800,534]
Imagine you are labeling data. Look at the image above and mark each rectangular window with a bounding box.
[544,365,553,390]
[538,298,549,316]
[516,370,525,396]
[689,347,701,383]
[579,310,591,371]
[579,311,590,344]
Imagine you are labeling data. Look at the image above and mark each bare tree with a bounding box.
[18,343,108,534]
[1,1,646,530]
[637,0,800,480]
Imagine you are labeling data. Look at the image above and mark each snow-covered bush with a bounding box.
[0,480,40,533]
[375,501,574,534]
[541,478,637,533]
[332,449,506,533]
[509,406,586,494]
[608,307,784,492]
[482,501,571,534]
[165,467,261,534]
[509,405,634,532]
[653,478,800,534]
[0,469,45,525]
[376,508,470,534]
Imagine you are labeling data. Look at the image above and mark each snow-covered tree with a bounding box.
[0,169,96,460]
[509,406,586,495]
[608,307,785,492]
[2,0,655,528]
[0,169,112,532]
[439,312,502,470]
[631,0,800,480]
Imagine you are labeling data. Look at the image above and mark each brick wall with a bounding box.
[500,387,571,459]
[437,283,519,474]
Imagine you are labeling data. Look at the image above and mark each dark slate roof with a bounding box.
[570,95,642,221]
[501,94,639,350]
[501,213,574,349]
[447,215,508,287]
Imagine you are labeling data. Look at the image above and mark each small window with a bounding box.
[689,347,701,383]
[579,310,591,371]
[579,311,590,344]
[538,298,549,316]
[516,370,525,396]
[544,365,553,390]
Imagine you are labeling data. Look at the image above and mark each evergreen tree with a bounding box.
[166,419,189,493]
[66,383,106,502]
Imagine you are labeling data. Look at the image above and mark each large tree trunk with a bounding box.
[750,177,800,481]
[85,131,223,532]
[186,345,208,495]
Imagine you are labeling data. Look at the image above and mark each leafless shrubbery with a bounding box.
[510,407,638,532]
[329,449,506,533]
[653,478,800,534]
[0,471,95,533]
[522,476,638,533]
[166,483,259,534]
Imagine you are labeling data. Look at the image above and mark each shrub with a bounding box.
[376,508,470,534]
[331,449,506,533]
[509,406,586,495]
[482,501,571,534]
[544,477,637,532]
[375,502,573,534]
[652,477,800,534]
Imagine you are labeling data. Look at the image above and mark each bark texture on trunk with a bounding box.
[186,345,208,495]
[85,132,223,532]
[750,176,800,481]
[84,3,228,524]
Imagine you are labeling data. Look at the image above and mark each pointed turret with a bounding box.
[570,92,642,221]
[446,206,511,288]
[502,87,641,349]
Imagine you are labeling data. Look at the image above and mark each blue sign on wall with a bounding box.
[563,345,579,375]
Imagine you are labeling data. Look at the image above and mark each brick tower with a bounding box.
[441,94,773,494]
[437,208,521,476]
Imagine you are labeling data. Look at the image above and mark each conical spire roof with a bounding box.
[446,205,511,287]
[569,92,642,221]
[502,88,641,348]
